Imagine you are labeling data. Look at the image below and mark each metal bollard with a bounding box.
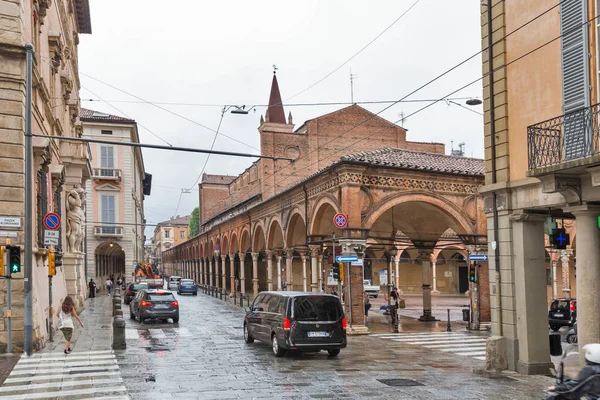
[220,289,223,300]
[446,308,452,332]
[112,316,126,350]
[233,291,237,305]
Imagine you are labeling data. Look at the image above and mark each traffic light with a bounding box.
[48,248,56,276]
[0,245,4,277]
[469,263,476,283]
[332,262,340,280]
[7,245,21,274]
[339,262,344,282]
[55,249,63,268]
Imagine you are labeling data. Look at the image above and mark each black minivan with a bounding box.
[243,291,347,357]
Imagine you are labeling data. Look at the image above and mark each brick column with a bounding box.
[285,249,293,291]
[276,253,282,291]
[418,250,436,321]
[229,254,235,293]
[310,246,319,292]
[560,249,572,299]
[251,252,259,296]
[209,257,214,287]
[266,251,273,291]
[221,255,227,291]
[300,250,308,292]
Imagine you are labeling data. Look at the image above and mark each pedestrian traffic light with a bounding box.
[7,245,21,274]
[0,245,5,277]
[332,262,340,280]
[48,248,56,276]
[469,263,476,283]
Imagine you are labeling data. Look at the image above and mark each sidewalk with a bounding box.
[0,294,127,398]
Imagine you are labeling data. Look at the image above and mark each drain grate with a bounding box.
[377,378,424,387]
[146,345,170,352]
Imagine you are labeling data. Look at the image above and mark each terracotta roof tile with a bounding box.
[158,215,191,226]
[80,108,136,123]
[341,148,484,176]
[201,174,238,185]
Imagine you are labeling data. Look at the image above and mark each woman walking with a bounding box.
[56,296,84,354]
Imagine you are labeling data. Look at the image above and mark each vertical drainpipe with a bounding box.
[487,0,502,335]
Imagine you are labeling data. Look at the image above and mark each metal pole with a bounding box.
[486,0,502,337]
[7,277,12,353]
[24,43,34,356]
[333,234,341,298]
[48,276,53,342]
[446,308,452,332]
[347,262,352,331]
[474,263,480,331]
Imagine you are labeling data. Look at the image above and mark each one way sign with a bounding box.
[468,254,489,261]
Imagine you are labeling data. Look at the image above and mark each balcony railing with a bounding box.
[94,225,124,238]
[92,168,122,181]
[528,104,600,171]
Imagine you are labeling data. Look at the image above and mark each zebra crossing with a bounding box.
[124,326,239,340]
[372,331,488,361]
[0,350,128,399]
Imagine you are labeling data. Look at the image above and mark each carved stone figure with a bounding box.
[66,184,86,252]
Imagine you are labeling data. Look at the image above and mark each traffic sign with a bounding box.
[336,255,358,263]
[333,213,348,229]
[468,254,489,261]
[43,213,61,231]
[44,230,59,246]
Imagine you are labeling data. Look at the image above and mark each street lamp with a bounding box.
[466,98,483,106]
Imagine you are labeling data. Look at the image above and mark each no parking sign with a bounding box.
[333,213,348,229]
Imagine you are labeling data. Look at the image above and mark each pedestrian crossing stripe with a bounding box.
[125,326,196,340]
[375,331,489,362]
[0,350,128,400]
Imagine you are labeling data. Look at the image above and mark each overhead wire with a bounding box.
[80,72,261,152]
[283,0,422,102]
[239,0,574,199]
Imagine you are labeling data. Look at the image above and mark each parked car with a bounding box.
[130,289,179,324]
[178,280,198,295]
[549,298,577,331]
[123,282,149,305]
[168,276,182,291]
[243,291,346,357]
[363,280,380,298]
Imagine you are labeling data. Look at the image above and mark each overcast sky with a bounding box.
[78,0,484,241]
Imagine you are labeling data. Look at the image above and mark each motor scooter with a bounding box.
[566,321,577,344]
[545,344,578,399]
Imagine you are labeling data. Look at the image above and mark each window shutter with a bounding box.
[100,146,114,168]
[561,0,591,160]
[101,195,115,223]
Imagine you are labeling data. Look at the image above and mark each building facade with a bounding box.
[163,74,488,331]
[481,0,598,373]
[151,215,190,273]
[0,0,92,351]
[81,109,147,286]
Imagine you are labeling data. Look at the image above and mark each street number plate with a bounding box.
[554,313,563,318]
[307,331,328,338]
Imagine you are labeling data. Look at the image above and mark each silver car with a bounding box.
[168,276,182,291]
[130,289,179,323]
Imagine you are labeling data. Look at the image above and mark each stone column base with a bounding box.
[418,310,438,321]
[431,290,440,296]
[517,361,553,375]
[347,325,370,335]
[485,335,508,372]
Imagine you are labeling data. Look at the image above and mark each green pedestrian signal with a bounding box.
[8,245,21,274]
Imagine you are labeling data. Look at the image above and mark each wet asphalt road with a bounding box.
[116,290,554,400]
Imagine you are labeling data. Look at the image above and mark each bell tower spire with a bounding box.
[265,69,286,124]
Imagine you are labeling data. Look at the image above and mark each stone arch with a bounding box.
[222,234,229,256]
[286,210,307,248]
[230,232,239,254]
[309,195,341,236]
[240,228,251,254]
[267,219,285,250]
[364,191,475,242]
[253,224,267,251]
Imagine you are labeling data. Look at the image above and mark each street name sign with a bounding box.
[0,216,21,229]
[44,230,59,246]
[336,255,358,263]
[468,254,489,261]
[0,231,17,238]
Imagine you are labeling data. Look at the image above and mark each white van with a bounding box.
[168,276,182,291]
